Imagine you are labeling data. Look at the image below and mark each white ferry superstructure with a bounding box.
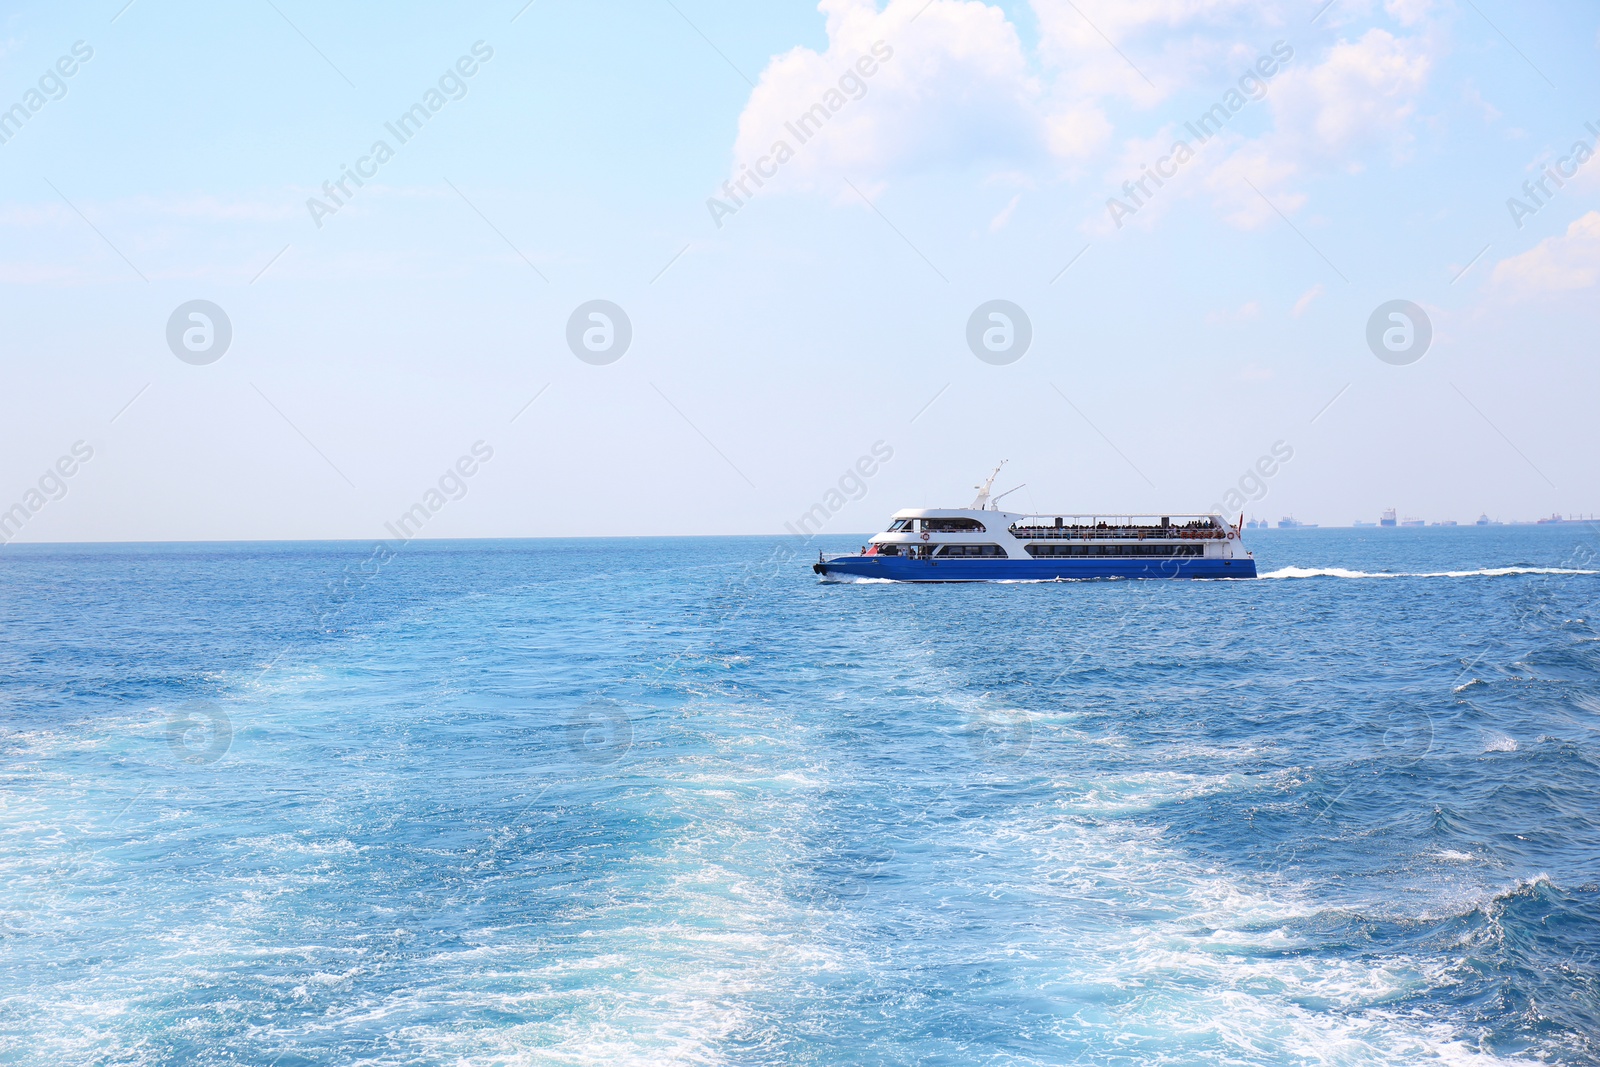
[812,467,1257,582]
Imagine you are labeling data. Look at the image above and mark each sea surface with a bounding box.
[2,527,1599,1066]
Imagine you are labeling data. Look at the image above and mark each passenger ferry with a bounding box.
[812,467,1257,582]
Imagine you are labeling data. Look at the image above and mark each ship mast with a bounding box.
[970,461,1007,510]
[990,483,1026,509]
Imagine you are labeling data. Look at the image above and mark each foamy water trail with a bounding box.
[503,794,828,1062]
[1260,566,1599,580]
[933,784,1533,1066]
[816,573,896,584]
[822,629,1535,1065]
[0,705,1534,1067]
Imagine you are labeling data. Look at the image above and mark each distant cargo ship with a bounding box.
[1245,517,1269,530]
[1401,517,1426,527]
[1353,520,1378,527]
[1380,509,1397,528]
[1277,516,1318,529]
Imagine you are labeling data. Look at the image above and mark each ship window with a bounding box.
[872,543,903,556]
[1025,543,1203,558]
[934,543,1007,557]
[921,518,986,533]
[887,519,915,532]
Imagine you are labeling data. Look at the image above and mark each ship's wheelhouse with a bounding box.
[921,517,986,533]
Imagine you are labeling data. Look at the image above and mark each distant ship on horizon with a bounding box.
[1380,508,1397,527]
[1277,516,1318,529]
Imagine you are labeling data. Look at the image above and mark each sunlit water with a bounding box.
[2,527,1598,1065]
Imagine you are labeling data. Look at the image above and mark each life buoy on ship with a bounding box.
[1227,531,1237,540]
[920,532,930,541]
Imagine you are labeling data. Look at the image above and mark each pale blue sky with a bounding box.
[1,0,1597,539]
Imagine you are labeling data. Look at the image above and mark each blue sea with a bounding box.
[2,527,1599,1066]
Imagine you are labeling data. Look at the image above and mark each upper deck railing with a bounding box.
[1008,516,1226,541]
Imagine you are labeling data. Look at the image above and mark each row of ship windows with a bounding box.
[887,518,1221,537]
[1026,544,1206,557]
[873,544,1006,557]
[872,543,1207,558]
[887,518,986,533]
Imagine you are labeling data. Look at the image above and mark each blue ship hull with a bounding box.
[813,555,1257,582]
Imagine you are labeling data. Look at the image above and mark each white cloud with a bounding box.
[728,0,1047,194]
[725,0,1437,229]
[1461,83,1500,124]
[0,263,81,284]
[1088,124,1195,234]
[0,195,299,227]
[1044,101,1114,161]
[1383,0,1435,27]
[1492,211,1600,295]
[1031,0,1277,105]
[1292,282,1324,315]
[127,194,303,223]
[1152,25,1431,228]
[1203,137,1304,229]
[1206,300,1262,323]
[1266,29,1430,159]
[988,192,1021,231]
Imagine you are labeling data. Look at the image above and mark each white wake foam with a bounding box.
[1260,566,1599,580]
[817,573,898,584]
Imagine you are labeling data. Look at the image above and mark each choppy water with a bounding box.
[2,527,1599,1066]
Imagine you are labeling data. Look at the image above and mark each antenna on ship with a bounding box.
[990,484,1027,509]
[971,461,1007,510]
